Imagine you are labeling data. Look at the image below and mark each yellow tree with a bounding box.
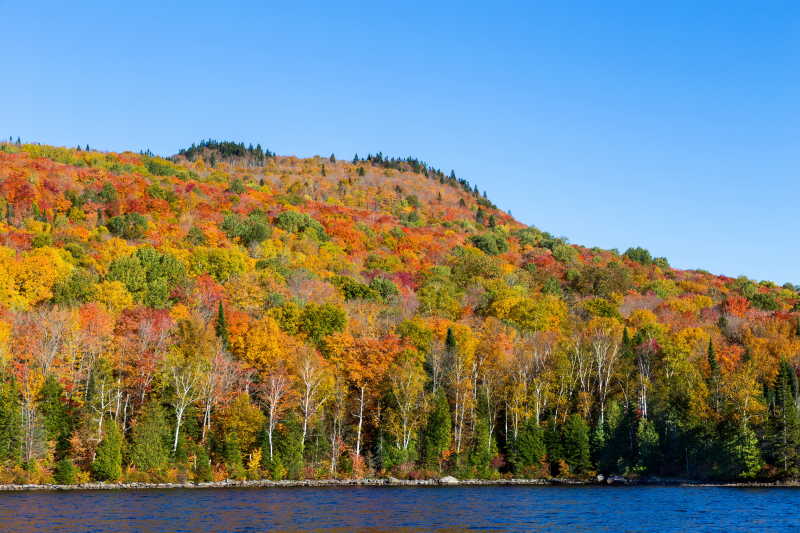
[386,349,427,452]
[164,317,213,451]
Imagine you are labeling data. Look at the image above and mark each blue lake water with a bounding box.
[0,485,797,531]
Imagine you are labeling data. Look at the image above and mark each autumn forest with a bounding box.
[0,138,797,485]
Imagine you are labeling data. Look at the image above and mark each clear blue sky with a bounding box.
[2,2,798,283]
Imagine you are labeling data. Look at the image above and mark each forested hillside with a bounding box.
[0,138,797,484]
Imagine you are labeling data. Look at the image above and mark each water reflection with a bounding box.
[0,486,798,532]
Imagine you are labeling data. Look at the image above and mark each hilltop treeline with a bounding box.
[0,140,797,484]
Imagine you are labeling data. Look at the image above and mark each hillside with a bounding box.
[0,138,798,484]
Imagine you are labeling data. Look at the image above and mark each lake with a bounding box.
[0,485,796,531]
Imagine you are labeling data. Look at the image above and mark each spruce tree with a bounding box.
[635,417,660,474]
[562,414,592,475]
[543,419,564,474]
[129,401,170,472]
[0,377,22,464]
[421,391,451,470]
[54,457,78,484]
[511,418,546,474]
[38,375,71,459]
[707,340,721,412]
[768,360,800,477]
[272,413,304,480]
[722,422,762,480]
[92,422,123,481]
[215,302,229,349]
[224,433,245,480]
[194,445,213,482]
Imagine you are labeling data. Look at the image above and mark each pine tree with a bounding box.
[273,413,304,480]
[129,401,170,472]
[511,418,546,474]
[421,391,451,470]
[445,327,456,355]
[543,419,564,474]
[224,432,245,480]
[215,302,229,349]
[768,360,800,477]
[562,414,592,475]
[54,457,78,484]
[468,415,496,478]
[194,445,213,482]
[0,377,22,464]
[707,340,722,412]
[38,375,71,459]
[635,417,660,474]
[722,422,762,480]
[92,422,123,481]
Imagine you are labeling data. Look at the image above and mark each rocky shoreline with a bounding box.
[0,476,798,492]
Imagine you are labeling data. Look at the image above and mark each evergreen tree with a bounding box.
[562,414,592,475]
[421,391,451,470]
[53,457,78,484]
[194,445,213,482]
[0,378,22,464]
[707,340,722,412]
[129,402,170,472]
[92,422,123,481]
[224,432,245,480]
[635,417,660,474]
[273,413,304,479]
[721,422,762,480]
[445,327,456,355]
[468,412,496,478]
[511,418,546,474]
[543,419,564,474]
[215,302,229,349]
[767,360,800,477]
[38,375,71,459]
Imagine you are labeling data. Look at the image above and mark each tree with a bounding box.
[325,334,400,457]
[721,422,762,480]
[421,390,451,469]
[215,302,229,349]
[164,319,211,452]
[386,350,426,453]
[129,401,170,472]
[38,374,71,458]
[562,414,591,475]
[92,421,122,481]
[0,377,22,463]
[767,360,800,477]
[512,418,546,474]
[294,345,331,446]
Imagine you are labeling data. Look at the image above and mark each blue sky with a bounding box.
[2,2,798,283]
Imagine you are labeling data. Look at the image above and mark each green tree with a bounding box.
[38,375,71,459]
[129,402,171,472]
[215,302,229,349]
[92,422,123,481]
[223,432,245,480]
[194,445,213,482]
[271,413,304,480]
[53,457,78,484]
[767,360,800,477]
[421,391,451,469]
[0,378,22,463]
[635,417,660,474]
[511,418,546,474]
[721,422,762,480]
[562,414,592,475]
[299,303,347,345]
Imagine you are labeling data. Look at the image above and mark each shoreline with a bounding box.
[1,477,799,492]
